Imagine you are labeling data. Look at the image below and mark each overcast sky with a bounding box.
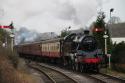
[0,0,125,34]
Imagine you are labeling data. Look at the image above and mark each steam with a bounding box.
[1,0,116,45]
[15,27,38,44]
[15,27,57,44]
[0,0,99,33]
[96,0,111,10]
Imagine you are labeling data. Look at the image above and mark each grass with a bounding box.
[0,47,39,83]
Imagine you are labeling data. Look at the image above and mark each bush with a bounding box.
[0,47,38,83]
[0,47,19,68]
[111,42,125,73]
[112,64,125,73]
[111,41,125,64]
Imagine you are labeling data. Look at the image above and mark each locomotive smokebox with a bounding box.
[84,30,89,35]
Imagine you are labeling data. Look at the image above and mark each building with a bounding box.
[108,23,125,43]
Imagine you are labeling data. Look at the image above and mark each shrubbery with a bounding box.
[0,47,19,68]
[111,41,125,64]
[0,47,39,83]
[111,41,125,72]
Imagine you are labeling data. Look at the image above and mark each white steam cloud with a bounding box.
[0,0,100,34]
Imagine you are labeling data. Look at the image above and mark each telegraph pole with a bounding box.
[10,33,14,51]
[103,31,111,69]
[9,22,15,52]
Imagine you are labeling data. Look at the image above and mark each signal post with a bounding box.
[103,31,111,69]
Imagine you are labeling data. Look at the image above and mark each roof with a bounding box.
[69,28,84,34]
[107,23,125,37]
[16,38,63,46]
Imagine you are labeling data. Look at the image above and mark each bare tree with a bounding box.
[108,16,121,24]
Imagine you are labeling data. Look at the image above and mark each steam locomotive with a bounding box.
[15,30,103,72]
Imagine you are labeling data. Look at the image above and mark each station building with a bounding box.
[108,23,125,43]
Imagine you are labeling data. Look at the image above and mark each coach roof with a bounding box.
[16,38,63,46]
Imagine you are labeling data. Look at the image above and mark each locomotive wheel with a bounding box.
[96,67,99,73]
[78,63,82,72]
[80,64,83,72]
[84,64,87,73]
[72,63,78,71]
[72,63,75,71]
[76,63,79,71]
[96,64,100,73]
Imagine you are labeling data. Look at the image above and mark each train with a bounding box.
[15,30,103,72]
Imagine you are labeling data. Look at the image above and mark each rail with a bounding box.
[28,62,78,83]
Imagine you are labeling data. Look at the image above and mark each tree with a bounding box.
[108,16,121,24]
[60,26,71,37]
[0,28,11,47]
[92,11,112,54]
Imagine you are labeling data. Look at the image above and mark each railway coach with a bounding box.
[16,38,63,62]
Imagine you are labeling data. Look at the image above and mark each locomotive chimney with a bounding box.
[84,30,89,35]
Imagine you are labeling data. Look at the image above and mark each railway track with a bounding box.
[87,73,125,83]
[36,62,125,83]
[28,62,78,83]
[26,60,125,83]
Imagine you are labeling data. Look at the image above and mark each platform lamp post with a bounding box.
[110,8,114,24]
[67,26,71,33]
[109,8,114,38]
[105,8,114,69]
[103,31,111,69]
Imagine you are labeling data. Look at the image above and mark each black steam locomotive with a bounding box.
[15,30,103,72]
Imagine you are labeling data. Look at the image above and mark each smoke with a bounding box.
[0,0,99,34]
[15,27,58,44]
[0,8,4,17]
[96,0,111,9]
[15,27,39,44]
[1,0,116,44]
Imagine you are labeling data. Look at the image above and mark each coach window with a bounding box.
[43,46,44,51]
[51,44,52,51]
[57,44,59,49]
[55,45,57,51]
[46,46,47,51]
[53,45,54,51]
[53,46,54,51]
[55,45,56,51]
[48,45,50,51]
[50,45,52,51]
[47,45,48,51]
[53,45,55,51]
[47,46,48,51]
[42,46,44,51]
[45,46,46,51]
[52,46,54,51]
